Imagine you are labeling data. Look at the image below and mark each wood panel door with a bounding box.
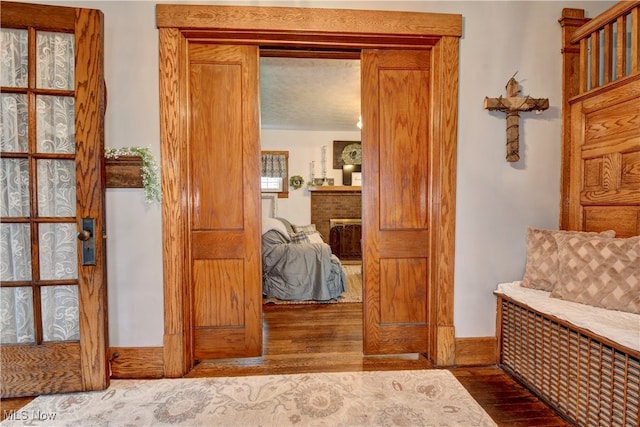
[361,49,431,355]
[188,44,262,360]
[0,2,107,397]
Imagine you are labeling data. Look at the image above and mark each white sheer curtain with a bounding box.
[0,29,79,344]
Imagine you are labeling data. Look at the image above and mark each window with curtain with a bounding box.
[0,28,79,344]
[261,151,289,198]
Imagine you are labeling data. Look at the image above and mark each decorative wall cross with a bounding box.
[484,75,549,162]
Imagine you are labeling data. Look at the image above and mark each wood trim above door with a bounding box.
[156,5,461,38]
[157,5,461,377]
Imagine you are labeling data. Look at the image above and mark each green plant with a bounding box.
[289,175,304,190]
[105,146,161,204]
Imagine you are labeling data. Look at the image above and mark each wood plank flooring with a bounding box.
[188,303,571,427]
[2,303,570,426]
[188,303,433,377]
[452,367,571,427]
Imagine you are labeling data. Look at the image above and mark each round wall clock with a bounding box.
[341,143,362,165]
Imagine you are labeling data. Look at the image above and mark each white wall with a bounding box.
[261,130,361,225]
[28,0,615,345]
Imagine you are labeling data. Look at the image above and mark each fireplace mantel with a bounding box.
[308,186,361,193]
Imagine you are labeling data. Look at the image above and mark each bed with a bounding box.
[261,217,347,301]
[495,3,640,427]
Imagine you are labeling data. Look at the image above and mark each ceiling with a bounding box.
[259,57,361,132]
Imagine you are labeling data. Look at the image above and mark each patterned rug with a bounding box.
[1,370,496,426]
[263,263,362,305]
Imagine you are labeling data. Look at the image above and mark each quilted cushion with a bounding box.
[550,234,640,314]
[521,227,615,291]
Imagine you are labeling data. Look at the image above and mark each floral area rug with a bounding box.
[1,369,497,426]
[263,263,362,305]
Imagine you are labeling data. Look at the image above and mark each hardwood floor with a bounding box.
[452,367,571,427]
[1,303,570,426]
[188,303,570,427]
[188,303,433,377]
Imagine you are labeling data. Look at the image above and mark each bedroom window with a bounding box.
[261,151,288,198]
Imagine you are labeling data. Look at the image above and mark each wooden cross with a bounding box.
[484,76,549,162]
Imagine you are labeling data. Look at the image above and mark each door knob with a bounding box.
[77,229,92,241]
[78,218,96,266]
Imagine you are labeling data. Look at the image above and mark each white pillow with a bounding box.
[307,232,324,244]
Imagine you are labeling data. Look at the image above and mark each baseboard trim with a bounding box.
[454,337,497,366]
[107,338,495,377]
[109,347,164,379]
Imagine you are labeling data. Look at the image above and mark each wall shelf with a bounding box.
[105,155,144,188]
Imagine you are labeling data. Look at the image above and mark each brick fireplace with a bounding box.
[309,186,361,259]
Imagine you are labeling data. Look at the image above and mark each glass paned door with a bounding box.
[1,2,106,398]
[1,27,79,345]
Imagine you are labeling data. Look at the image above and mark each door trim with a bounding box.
[157,5,461,376]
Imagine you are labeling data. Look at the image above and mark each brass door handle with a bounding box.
[78,218,96,265]
[77,229,92,241]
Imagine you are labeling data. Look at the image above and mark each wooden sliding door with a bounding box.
[188,44,262,360]
[361,50,431,354]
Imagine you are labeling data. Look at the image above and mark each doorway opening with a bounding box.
[258,54,364,349]
[157,4,460,377]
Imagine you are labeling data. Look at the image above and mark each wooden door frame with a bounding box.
[156,5,461,376]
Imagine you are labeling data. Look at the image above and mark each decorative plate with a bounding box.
[341,143,362,165]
